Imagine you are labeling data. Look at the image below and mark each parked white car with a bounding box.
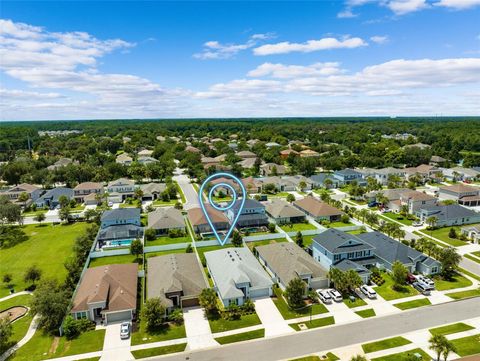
[360,285,377,299]
[416,275,435,290]
[120,322,131,339]
[412,282,431,296]
[412,221,423,227]
[316,289,332,304]
[328,289,343,302]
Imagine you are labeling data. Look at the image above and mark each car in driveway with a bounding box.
[316,289,333,304]
[328,289,343,302]
[412,221,423,227]
[406,273,417,284]
[360,285,377,299]
[120,322,130,339]
[416,275,435,290]
[412,282,431,296]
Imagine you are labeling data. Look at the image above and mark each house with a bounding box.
[282,175,314,191]
[265,142,281,148]
[83,193,99,206]
[227,199,269,228]
[439,184,480,207]
[205,248,273,306]
[70,264,137,325]
[97,224,143,244]
[185,145,201,153]
[73,182,103,204]
[237,158,257,169]
[201,155,226,169]
[293,196,343,222]
[101,208,141,228]
[35,187,74,209]
[365,188,411,212]
[140,183,167,201]
[333,169,366,186]
[147,207,185,235]
[116,153,133,166]
[3,183,42,205]
[138,156,158,165]
[256,242,328,291]
[430,156,447,166]
[246,139,259,148]
[299,149,320,158]
[403,143,431,150]
[416,204,480,227]
[260,163,287,176]
[138,149,153,157]
[400,190,437,214]
[280,149,299,159]
[47,157,76,171]
[265,199,306,225]
[242,177,263,194]
[461,225,480,243]
[236,150,256,159]
[106,178,135,202]
[371,168,406,186]
[405,164,442,183]
[147,254,208,310]
[310,173,341,189]
[187,206,229,234]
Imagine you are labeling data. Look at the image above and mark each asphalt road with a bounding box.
[461,257,480,277]
[173,169,200,210]
[156,297,480,361]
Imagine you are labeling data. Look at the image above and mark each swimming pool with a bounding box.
[105,239,133,247]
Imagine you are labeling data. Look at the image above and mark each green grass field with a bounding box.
[246,238,287,251]
[0,294,33,352]
[370,348,431,361]
[89,254,142,269]
[326,221,354,228]
[446,288,480,300]
[273,286,328,320]
[280,223,317,232]
[289,316,335,331]
[343,295,367,308]
[215,328,265,344]
[145,235,190,246]
[131,343,187,359]
[355,308,376,318]
[131,320,186,345]
[0,222,89,297]
[425,227,469,247]
[208,313,262,333]
[362,336,412,353]
[465,254,480,264]
[434,273,472,291]
[373,274,419,301]
[450,334,480,357]
[393,298,431,310]
[429,322,475,336]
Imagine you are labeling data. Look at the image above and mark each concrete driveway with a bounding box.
[324,299,361,324]
[100,322,133,361]
[183,307,218,350]
[253,297,293,337]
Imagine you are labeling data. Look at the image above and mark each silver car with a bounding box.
[120,322,130,339]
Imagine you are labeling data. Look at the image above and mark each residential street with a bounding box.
[158,297,480,361]
[173,168,200,210]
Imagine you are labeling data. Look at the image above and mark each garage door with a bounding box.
[250,288,270,298]
[181,297,199,308]
[105,310,132,324]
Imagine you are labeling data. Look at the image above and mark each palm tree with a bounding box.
[358,209,369,224]
[324,178,333,189]
[350,356,367,361]
[442,340,456,361]
[429,334,448,361]
[426,216,438,238]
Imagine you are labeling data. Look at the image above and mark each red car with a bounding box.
[406,273,416,284]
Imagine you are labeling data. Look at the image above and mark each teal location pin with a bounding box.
[198,172,246,246]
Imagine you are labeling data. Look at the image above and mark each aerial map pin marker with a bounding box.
[198,172,246,246]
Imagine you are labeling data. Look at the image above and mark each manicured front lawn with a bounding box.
[0,222,89,297]
[152,199,178,207]
[131,321,186,345]
[22,209,47,217]
[393,298,431,310]
[289,316,335,331]
[446,288,480,300]
[434,272,472,291]
[426,227,468,247]
[343,294,367,308]
[371,348,431,361]
[362,336,412,353]
[146,235,191,246]
[273,286,328,320]
[280,223,317,232]
[9,329,105,361]
[355,308,376,318]
[302,235,316,248]
[214,328,265,344]
[465,254,480,264]
[208,313,261,333]
[450,334,480,357]
[473,251,480,258]
[373,274,419,301]
[381,213,415,226]
[0,294,33,351]
[459,267,480,282]
[429,322,475,336]
[246,238,287,251]
[131,343,187,359]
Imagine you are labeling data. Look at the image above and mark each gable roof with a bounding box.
[71,263,137,313]
[147,254,207,307]
[257,243,328,285]
[7,183,40,193]
[37,187,73,201]
[74,182,103,191]
[293,196,343,217]
[101,208,140,222]
[107,178,134,187]
[439,184,479,194]
[140,182,167,195]
[236,150,257,158]
[148,207,184,230]
[266,199,305,219]
[187,206,229,226]
[231,198,264,213]
[205,248,273,300]
[419,204,478,221]
[313,228,374,254]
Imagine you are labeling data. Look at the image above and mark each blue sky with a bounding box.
[1,0,479,120]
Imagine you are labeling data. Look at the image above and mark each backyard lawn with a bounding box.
[89,254,143,269]
[273,286,328,320]
[0,294,33,352]
[246,238,287,251]
[393,298,431,310]
[280,223,317,232]
[434,272,472,291]
[131,343,187,359]
[208,313,261,333]
[362,336,411,353]
[152,199,178,207]
[214,329,265,344]
[9,329,105,361]
[370,348,430,361]
[302,235,316,248]
[429,322,474,336]
[450,334,480,357]
[0,222,89,297]
[326,221,354,228]
[289,316,335,331]
[380,213,415,226]
[146,235,191,246]
[373,274,419,301]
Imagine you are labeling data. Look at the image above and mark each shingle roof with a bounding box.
[256,243,328,285]
[147,254,207,307]
[97,224,143,241]
[71,263,137,313]
[313,228,374,254]
[231,198,264,213]
[293,196,343,217]
[205,248,273,300]
[37,187,73,202]
[140,182,167,195]
[187,206,229,226]
[101,208,140,222]
[148,207,185,230]
[439,184,479,194]
[74,182,103,190]
[419,204,478,222]
[266,199,305,219]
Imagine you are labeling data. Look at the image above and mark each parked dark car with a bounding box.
[406,273,416,284]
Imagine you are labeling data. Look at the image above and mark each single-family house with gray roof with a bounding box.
[101,208,141,228]
[140,182,167,201]
[147,207,185,235]
[35,187,74,209]
[205,248,273,306]
[416,204,480,227]
[256,242,328,291]
[265,199,306,224]
[227,199,269,229]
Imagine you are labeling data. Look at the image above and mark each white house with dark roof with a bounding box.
[205,248,273,306]
[416,204,480,227]
[3,183,42,205]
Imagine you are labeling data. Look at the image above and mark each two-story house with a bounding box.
[400,190,437,214]
[439,184,480,207]
[3,183,43,206]
[205,248,273,306]
[73,182,103,204]
[333,168,366,186]
[106,178,135,202]
[227,199,269,229]
[35,187,74,209]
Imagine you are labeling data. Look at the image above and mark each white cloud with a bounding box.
[370,35,389,44]
[337,9,358,18]
[253,37,367,55]
[386,0,429,15]
[193,33,274,60]
[247,62,344,78]
[434,0,480,9]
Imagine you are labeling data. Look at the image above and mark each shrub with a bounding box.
[267,223,276,233]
